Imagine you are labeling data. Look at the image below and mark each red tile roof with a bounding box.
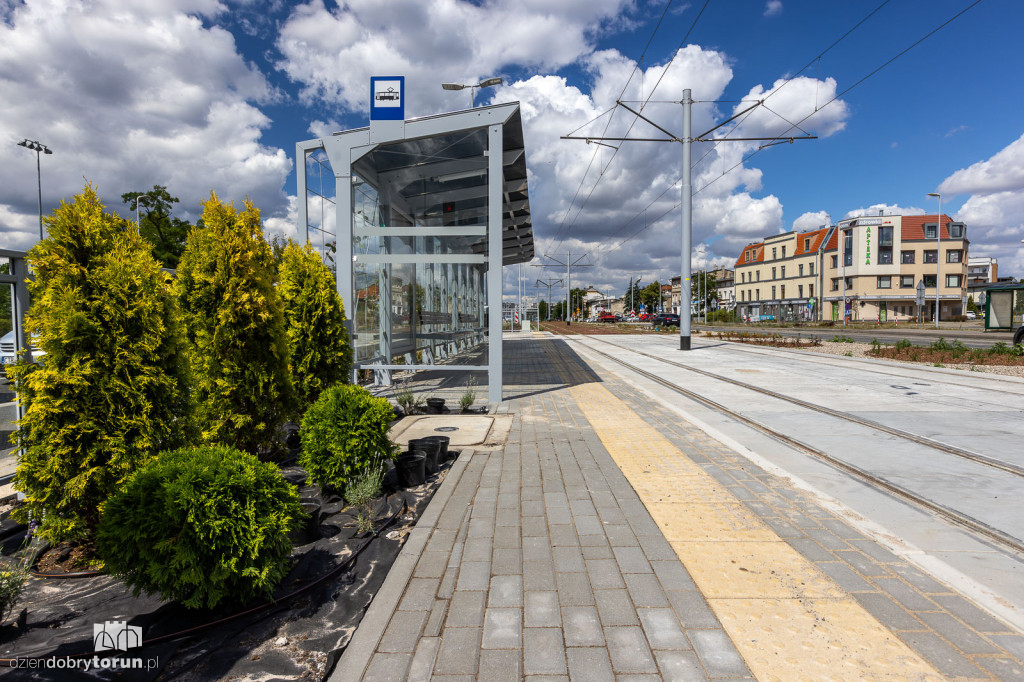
[900,214,961,241]
[794,227,829,256]
[735,243,763,267]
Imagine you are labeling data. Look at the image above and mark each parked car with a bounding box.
[965,311,977,320]
[1015,324,1024,346]
[597,312,616,323]
[0,330,45,365]
[651,313,680,327]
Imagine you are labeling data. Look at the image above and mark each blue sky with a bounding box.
[3,0,1023,300]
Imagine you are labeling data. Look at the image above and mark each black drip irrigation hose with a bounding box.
[1,496,409,665]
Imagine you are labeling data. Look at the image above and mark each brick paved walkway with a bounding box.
[335,334,1024,680]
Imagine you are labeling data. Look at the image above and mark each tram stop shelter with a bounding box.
[983,282,1024,331]
[295,102,534,404]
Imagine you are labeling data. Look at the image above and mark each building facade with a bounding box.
[966,256,998,307]
[823,214,968,323]
[734,227,831,322]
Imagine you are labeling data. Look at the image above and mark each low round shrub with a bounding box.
[96,445,303,610]
[300,383,398,494]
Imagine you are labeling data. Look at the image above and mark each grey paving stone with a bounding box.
[815,561,875,593]
[605,626,658,673]
[874,577,940,612]
[363,653,412,682]
[553,545,586,573]
[522,535,553,562]
[562,605,604,647]
[547,506,572,525]
[653,650,709,682]
[414,551,450,579]
[804,528,853,551]
[977,656,1024,679]
[406,637,440,682]
[496,508,521,527]
[851,592,925,632]
[463,536,492,562]
[596,507,628,526]
[398,578,438,612]
[582,543,615,560]
[524,559,557,591]
[605,524,642,547]
[624,572,670,607]
[566,647,614,681]
[688,629,750,678]
[760,516,803,539]
[555,570,595,606]
[667,590,722,629]
[832,549,891,578]
[479,649,522,681]
[489,575,524,607]
[991,634,1024,660]
[820,517,864,539]
[570,499,598,517]
[898,631,986,678]
[482,607,523,649]
[446,590,486,628]
[433,627,481,676]
[494,524,522,549]
[639,535,678,561]
[931,594,1014,633]
[438,566,458,600]
[650,560,697,591]
[525,590,561,628]
[889,563,954,595]
[586,558,626,590]
[424,599,448,637]
[595,588,639,626]
[492,547,523,575]
[522,515,549,537]
[456,560,490,591]
[573,514,605,537]
[523,627,568,675]
[784,537,836,563]
[614,546,653,574]
[379,609,429,653]
[638,608,691,651]
[917,611,1000,655]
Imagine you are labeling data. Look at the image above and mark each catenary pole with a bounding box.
[680,89,692,349]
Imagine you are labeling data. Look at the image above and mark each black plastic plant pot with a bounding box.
[409,438,440,475]
[396,451,427,488]
[425,398,445,414]
[290,501,322,544]
[421,435,450,462]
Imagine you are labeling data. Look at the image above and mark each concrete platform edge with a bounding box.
[329,448,477,682]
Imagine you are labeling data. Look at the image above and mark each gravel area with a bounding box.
[799,341,1024,379]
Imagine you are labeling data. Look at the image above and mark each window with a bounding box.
[809,283,814,297]
[798,285,804,298]
[799,264,804,276]
[879,226,893,264]
[947,250,962,263]
[949,223,964,239]
[772,247,777,259]
[877,276,891,289]
[809,263,814,276]
[843,230,853,267]
[757,271,761,281]
[924,224,937,239]
[756,288,760,300]
[745,251,751,262]
[781,266,786,278]
[831,278,839,291]
[946,274,961,287]
[845,277,853,290]
[804,238,811,251]
[782,245,787,258]
[901,250,915,264]
[771,286,776,300]
[900,275,914,288]
[830,255,838,269]
[924,250,938,264]
[923,274,936,287]
[772,267,776,279]
[781,285,786,299]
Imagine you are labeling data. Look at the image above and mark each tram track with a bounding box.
[569,335,1024,558]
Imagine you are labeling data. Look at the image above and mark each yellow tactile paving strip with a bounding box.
[566,377,942,680]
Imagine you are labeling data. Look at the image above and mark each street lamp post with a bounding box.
[17,139,53,240]
[632,276,642,318]
[441,77,503,108]
[928,192,942,329]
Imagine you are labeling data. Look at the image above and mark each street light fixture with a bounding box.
[928,192,941,329]
[441,77,503,108]
[17,139,52,240]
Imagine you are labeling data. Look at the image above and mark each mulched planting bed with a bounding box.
[869,347,1024,366]
[0,453,459,681]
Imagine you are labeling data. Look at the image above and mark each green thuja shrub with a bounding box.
[7,186,194,542]
[96,445,303,610]
[300,383,398,495]
[176,194,295,458]
[278,241,353,411]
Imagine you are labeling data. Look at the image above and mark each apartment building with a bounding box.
[734,227,831,322]
[966,256,998,306]
[823,214,968,322]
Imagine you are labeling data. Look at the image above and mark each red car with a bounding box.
[597,312,616,322]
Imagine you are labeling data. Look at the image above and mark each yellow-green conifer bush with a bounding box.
[176,194,295,457]
[278,241,353,411]
[7,186,194,542]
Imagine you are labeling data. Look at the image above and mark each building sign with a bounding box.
[865,225,871,264]
[370,77,405,121]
